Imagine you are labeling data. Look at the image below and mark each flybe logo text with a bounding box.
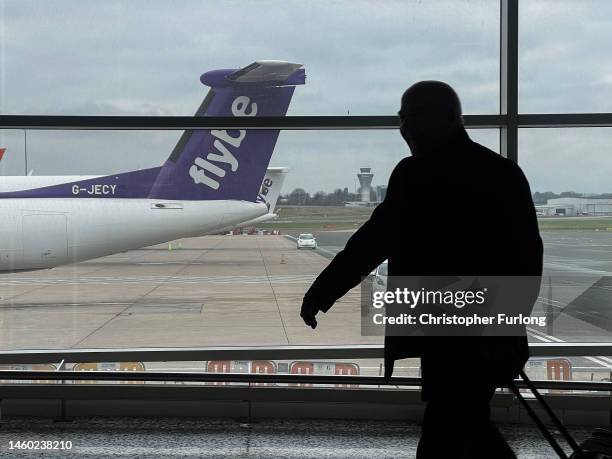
[256,177,274,210]
[189,96,258,190]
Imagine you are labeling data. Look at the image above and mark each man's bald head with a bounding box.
[398,81,465,156]
[400,81,463,122]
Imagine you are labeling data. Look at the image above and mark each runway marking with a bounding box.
[544,262,611,275]
[284,234,340,258]
[537,296,567,308]
[70,238,226,348]
[256,237,290,345]
[527,326,612,369]
[0,274,317,286]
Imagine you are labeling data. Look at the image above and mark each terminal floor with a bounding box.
[0,417,591,458]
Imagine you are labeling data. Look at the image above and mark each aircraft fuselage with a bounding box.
[0,198,267,271]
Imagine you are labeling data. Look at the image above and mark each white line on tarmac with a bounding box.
[527,326,612,369]
[284,235,339,257]
[313,246,338,256]
[0,274,317,286]
[544,262,611,275]
[537,296,568,308]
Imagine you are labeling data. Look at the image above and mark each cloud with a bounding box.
[519,0,612,113]
[0,1,611,193]
[520,128,612,194]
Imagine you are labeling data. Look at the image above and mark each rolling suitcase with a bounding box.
[508,370,612,459]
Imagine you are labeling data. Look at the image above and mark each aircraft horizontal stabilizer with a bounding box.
[201,61,305,87]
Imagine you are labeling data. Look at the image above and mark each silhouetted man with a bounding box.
[301,81,543,458]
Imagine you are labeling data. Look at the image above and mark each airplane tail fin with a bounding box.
[148,61,305,201]
[257,167,289,213]
[0,148,6,162]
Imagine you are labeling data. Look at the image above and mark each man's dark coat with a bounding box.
[303,128,543,399]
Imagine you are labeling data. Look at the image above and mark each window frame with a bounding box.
[0,0,611,378]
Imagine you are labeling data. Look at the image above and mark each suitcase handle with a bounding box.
[507,370,582,459]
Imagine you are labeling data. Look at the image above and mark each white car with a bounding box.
[371,259,388,298]
[297,233,317,249]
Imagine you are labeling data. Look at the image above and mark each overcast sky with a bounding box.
[0,0,611,194]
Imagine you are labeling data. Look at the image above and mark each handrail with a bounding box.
[0,342,610,365]
[0,344,383,364]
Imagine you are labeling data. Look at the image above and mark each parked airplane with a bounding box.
[218,166,289,232]
[0,61,305,272]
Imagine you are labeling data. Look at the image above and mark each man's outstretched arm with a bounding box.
[300,161,404,328]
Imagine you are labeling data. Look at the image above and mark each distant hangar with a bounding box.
[536,197,612,217]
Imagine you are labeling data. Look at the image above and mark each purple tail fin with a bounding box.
[148,61,305,201]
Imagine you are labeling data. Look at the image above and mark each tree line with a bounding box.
[281,188,611,207]
[280,188,380,206]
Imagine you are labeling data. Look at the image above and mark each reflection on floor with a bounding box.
[0,417,590,458]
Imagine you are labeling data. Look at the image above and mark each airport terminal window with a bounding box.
[519,0,612,113]
[1,128,498,202]
[0,130,25,175]
[0,130,177,176]
[0,0,500,115]
[0,127,497,352]
[1,0,612,393]
[519,128,612,346]
[520,128,612,197]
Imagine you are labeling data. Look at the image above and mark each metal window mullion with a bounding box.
[519,113,612,128]
[2,113,612,131]
[0,114,504,131]
[500,0,519,162]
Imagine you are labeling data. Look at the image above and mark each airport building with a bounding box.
[2,2,612,457]
[536,197,612,216]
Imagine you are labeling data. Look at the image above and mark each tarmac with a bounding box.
[1,230,612,381]
[0,235,380,350]
[292,229,612,342]
[289,229,612,380]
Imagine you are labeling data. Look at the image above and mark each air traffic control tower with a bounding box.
[357,167,374,203]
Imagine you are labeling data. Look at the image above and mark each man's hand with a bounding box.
[300,297,321,329]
